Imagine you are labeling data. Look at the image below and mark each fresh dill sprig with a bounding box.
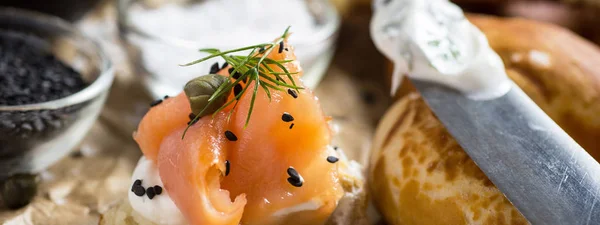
[180,27,302,139]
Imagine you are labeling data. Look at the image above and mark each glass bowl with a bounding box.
[117,0,340,98]
[0,8,114,180]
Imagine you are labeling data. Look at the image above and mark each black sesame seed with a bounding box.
[232,71,241,79]
[225,130,238,141]
[234,84,243,98]
[289,123,294,129]
[187,119,198,126]
[146,187,156,199]
[21,123,32,131]
[228,67,234,74]
[221,62,229,70]
[287,175,300,183]
[285,48,289,51]
[163,95,169,99]
[225,160,231,176]
[282,113,294,122]
[154,186,163,195]
[327,156,339,163]
[287,177,303,187]
[287,89,298,98]
[333,146,338,151]
[259,47,265,53]
[209,62,220,74]
[131,179,142,192]
[133,185,146,196]
[287,167,300,179]
[0,32,87,107]
[189,113,196,120]
[278,41,284,53]
[150,99,163,107]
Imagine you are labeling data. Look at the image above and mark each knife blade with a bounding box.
[412,79,600,224]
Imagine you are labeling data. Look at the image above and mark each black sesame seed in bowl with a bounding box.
[0,8,114,207]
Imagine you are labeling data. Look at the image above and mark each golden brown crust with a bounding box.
[371,94,528,225]
[371,14,600,225]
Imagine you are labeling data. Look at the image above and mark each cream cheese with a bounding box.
[370,0,511,99]
[129,157,187,225]
[271,199,323,217]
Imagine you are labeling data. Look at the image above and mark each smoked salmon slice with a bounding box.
[157,112,246,225]
[133,37,344,225]
[133,93,190,162]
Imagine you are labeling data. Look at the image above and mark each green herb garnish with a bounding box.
[180,27,302,139]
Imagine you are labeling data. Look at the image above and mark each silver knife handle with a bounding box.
[413,79,600,225]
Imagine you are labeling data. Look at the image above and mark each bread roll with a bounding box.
[370,14,600,225]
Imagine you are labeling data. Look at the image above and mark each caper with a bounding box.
[0,174,38,209]
[184,74,230,117]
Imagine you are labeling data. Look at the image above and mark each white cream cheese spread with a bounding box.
[370,0,511,99]
[129,157,187,225]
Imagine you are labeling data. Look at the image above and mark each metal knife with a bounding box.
[412,79,600,224]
